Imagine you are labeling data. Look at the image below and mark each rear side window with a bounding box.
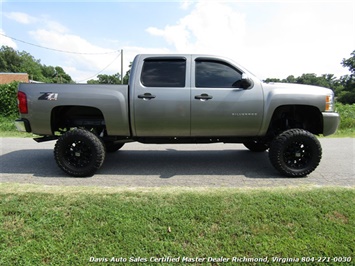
[141,59,186,87]
[195,60,242,88]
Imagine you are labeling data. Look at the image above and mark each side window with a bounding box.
[141,59,186,87]
[195,60,243,88]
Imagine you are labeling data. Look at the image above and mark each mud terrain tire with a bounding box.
[269,129,322,177]
[54,129,105,177]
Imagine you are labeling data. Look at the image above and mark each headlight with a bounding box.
[325,94,334,112]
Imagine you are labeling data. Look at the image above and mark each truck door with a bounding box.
[191,57,264,137]
[132,56,191,137]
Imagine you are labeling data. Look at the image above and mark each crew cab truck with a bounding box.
[15,54,340,177]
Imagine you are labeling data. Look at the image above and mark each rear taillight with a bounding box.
[17,91,28,114]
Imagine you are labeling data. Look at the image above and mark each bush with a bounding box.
[337,90,355,105]
[336,102,355,130]
[0,81,19,117]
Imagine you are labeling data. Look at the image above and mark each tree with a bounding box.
[338,50,355,104]
[87,62,132,84]
[284,75,296,83]
[342,50,355,75]
[122,62,132,84]
[53,66,72,83]
[18,50,45,81]
[264,78,281,83]
[264,50,355,104]
[41,65,57,82]
[87,73,121,84]
[264,73,332,88]
[0,45,73,83]
[0,46,22,72]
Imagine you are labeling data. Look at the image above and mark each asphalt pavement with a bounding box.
[0,137,354,188]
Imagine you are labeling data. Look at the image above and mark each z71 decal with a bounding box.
[38,92,58,101]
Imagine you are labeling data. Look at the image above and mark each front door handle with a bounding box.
[195,93,213,101]
[138,93,156,100]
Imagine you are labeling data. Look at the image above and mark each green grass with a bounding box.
[0,116,34,137]
[333,103,355,137]
[0,185,354,265]
[336,103,355,130]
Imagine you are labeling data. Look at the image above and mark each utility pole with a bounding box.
[121,49,123,84]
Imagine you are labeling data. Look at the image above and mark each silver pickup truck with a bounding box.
[16,54,340,177]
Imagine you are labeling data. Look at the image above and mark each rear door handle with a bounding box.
[195,93,213,101]
[138,93,156,100]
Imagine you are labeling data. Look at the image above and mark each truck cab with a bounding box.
[130,54,263,138]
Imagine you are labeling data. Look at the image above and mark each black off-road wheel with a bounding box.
[269,129,322,177]
[54,129,105,177]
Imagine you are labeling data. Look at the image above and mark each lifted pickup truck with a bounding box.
[16,54,340,177]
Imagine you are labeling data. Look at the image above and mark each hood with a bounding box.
[262,82,333,94]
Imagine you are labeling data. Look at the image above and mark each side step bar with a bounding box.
[34,136,59,143]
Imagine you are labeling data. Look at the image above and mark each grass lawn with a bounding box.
[0,184,354,265]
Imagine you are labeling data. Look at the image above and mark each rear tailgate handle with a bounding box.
[138,93,156,100]
[195,93,213,101]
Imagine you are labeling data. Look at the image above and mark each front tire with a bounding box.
[54,129,105,177]
[269,129,322,177]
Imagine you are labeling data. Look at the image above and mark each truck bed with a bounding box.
[17,83,130,136]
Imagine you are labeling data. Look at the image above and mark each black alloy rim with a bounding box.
[283,141,312,169]
[64,140,93,168]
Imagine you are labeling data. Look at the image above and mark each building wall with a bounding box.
[0,73,29,84]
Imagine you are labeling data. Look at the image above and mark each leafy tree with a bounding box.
[337,75,355,104]
[0,46,22,72]
[41,65,57,82]
[18,50,45,81]
[295,73,329,88]
[342,50,355,75]
[264,73,332,88]
[87,73,121,84]
[284,75,296,83]
[53,66,72,83]
[264,50,355,104]
[122,62,132,84]
[264,78,281,83]
[0,45,73,83]
[87,62,132,85]
[338,50,355,104]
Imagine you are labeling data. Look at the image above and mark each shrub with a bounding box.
[336,102,355,130]
[0,81,19,117]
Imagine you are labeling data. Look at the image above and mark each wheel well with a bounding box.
[51,106,105,133]
[267,105,323,136]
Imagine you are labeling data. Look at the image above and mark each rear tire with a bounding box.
[54,129,105,177]
[269,129,322,177]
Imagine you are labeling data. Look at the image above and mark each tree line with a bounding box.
[0,46,73,83]
[264,50,355,104]
[1,45,354,104]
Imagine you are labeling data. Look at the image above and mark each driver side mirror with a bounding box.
[240,74,253,89]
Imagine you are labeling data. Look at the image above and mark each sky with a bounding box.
[0,0,354,83]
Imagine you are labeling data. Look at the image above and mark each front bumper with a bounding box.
[15,119,32,133]
[322,112,340,136]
